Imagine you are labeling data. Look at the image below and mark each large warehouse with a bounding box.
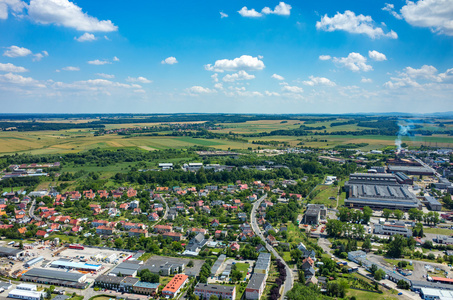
[387,165,434,176]
[345,184,421,210]
[21,268,88,288]
[0,246,24,258]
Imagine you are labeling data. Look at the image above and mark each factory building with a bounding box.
[109,261,142,277]
[24,256,44,268]
[21,268,88,289]
[424,195,442,211]
[0,247,24,258]
[303,204,326,225]
[8,284,43,300]
[387,165,434,176]
[374,222,412,237]
[50,259,102,272]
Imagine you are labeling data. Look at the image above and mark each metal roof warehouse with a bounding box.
[21,268,88,289]
[50,260,102,271]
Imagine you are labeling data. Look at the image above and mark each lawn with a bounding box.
[310,184,338,208]
[234,262,249,276]
[286,222,306,244]
[423,227,453,235]
[383,258,414,271]
[347,289,398,300]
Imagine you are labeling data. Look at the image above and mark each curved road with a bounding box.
[250,194,294,299]
[150,195,169,229]
[29,199,41,221]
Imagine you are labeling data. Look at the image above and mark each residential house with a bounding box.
[148,213,159,222]
[155,225,172,234]
[163,232,183,241]
[129,228,148,238]
[211,219,220,227]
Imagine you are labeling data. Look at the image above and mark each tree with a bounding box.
[326,219,343,238]
[397,279,410,289]
[393,210,404,221]
[362,238,372,252]
[362,206,372,224]
[290,249,303,264]
[187,260,194,268]
[298,270,305,284]
[370,264,378,275]
[19,240,23,250]
[387,234,406,258]
[383,209,392,220]
[286,283,322,300]
[114,238,124,249]
[374,269,386,281]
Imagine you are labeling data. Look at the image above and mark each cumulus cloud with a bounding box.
[265,91,280,96]
[282,85,303,93]
[126,76,152,84]
[384,65,453,89]
[401,0,453,36]
[205,55,265,72]
[211,73,219,82]
[186,86,217,95]
[0,0,26,20]
[262,2,291,16]
[271,74,285,81]
[238,7,262,17]
[319,55,331,61]
[0,62,28,72]
[333,52,373,72]
[161,56,178,65]
[404,65,442,81]
[33,51,49,61]
[61,66,79,71]
[222,70,255,82]
[382,3,402,19]
[361,77,373,83]
[113,56,119,62]
[28,0,117,32]
[220,12,228,18]
[75,32,96,42]
[3,45,32,57]
[303,76,336,86]
[316,10,398,39]
[368,50,387,61]
[0,72,45,87]
[95,73,114,79]
[88,59,111,65]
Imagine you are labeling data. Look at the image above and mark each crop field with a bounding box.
[1,116,453,155]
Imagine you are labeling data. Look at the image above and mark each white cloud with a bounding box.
[211,73,219,82]
[3,45,32,57]
[238,7,262,17]
[361,77,373,83]
[220,12,228,18]
[214,83,223,90]
[0,72,45,87]
[161,56,178,65]
[61,66,79,71]
[75,32,96,42]
[205,55,265,72]
[33,50,49,61]
[316,10,398,39]
[28,0,117,32]
[303,76,336,86]
[95,73,114,79]
[0,62,28,72]
[404,65,441,81]
[383,65,453,89]
[126,76,152,84]
[186,86,217,95]
[271,74,285,81]
[368,50,387,61]
[133,89,146,94]
[382,3,402,19]
[88,59,111,65]
[333,52,373,72]
[265,91,280,96]
[113,56,119,62]
[319,55,331,61]
[401,0,453,36]
[262,2,292,16]
[222,70,255,82]
[0,0,26,20]
[282,85,303,93]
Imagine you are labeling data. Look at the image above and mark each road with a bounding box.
[28,199,41,221]
[413,156,441,178]
[250,194,294,299]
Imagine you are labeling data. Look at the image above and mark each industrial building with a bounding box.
[24,256,44,268]
[345,183,421,210]
[394,172,413,185]
[245,273,267,300]
[433,177,453,192]
[419,287,453,300]
[50,259,102,272]
[303,204,326,225]
[194,283,236,300]
[387,165,434,176]
[374,222,412,237]
[21,268,88,289]
[8,284,43,300]
[345,173,400,188]
[139,257,186,276]
[210,254,226,276]
[0,246,24,258]
[109,261,142,277]
[424,195,442,211]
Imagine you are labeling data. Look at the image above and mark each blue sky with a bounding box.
[0,0,452,114]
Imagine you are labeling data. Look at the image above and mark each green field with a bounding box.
[383,258,414,270]
[347,289,398,300]
[423,227,453,235]
[310,184,338,208]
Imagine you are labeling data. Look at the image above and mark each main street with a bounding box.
[250,194,294,299]
[150,195,169,229]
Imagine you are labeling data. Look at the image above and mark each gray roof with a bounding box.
[110,262,141,276]
[0,247,23,256]
[195,283,235,293]
[121,277,139,285]
[388,165,434,174]
[22,268,85,282]
[53,296,70,300]
[95,275,125,285]
[246,273,266,290]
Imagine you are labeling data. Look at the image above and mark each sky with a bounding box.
[0,0,453,114]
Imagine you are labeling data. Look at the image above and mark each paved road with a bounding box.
[29,199,41,221]
[250,194,294,299]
